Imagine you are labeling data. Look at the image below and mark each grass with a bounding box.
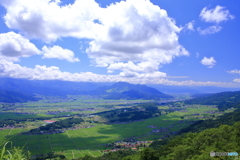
[0,141,30,160]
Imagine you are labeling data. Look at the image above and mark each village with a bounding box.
[103,140,153,153]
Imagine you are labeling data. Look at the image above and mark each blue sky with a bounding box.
[0,0,240,87]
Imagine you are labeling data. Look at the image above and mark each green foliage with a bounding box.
[96,103,161,123]
[0,141,30,160]
[158,122,240,160]
[32,152,66,160]
[75,150,137,160]
[178,110,240,134]
[140,148,158,160]
[29,117,84,132]
[185,91,240,111]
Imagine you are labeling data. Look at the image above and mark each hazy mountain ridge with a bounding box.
[147,84,240,94]
[0,77,111,96]
[0,78,173,102]
[0,90,39,103]
[102,82,173,99]
[1,77,240,103]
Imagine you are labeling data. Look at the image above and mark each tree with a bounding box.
[140,148,158,160]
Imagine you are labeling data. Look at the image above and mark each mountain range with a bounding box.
[0,78,172,102]
[1,77,240,103]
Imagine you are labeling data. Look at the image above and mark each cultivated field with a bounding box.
[0,104,226,159]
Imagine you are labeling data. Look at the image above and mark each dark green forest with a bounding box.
[27,117,84,134]
[94,102,160,123]
[185,91,240,111]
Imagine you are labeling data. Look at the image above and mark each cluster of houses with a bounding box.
[108,119,144,124]
[0,125,23,130]
[203,110,224,114]
[151,127,170,133]
[103,148,137,153]
[103,141,153,153]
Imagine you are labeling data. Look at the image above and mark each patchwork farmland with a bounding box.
[0,104,229,159]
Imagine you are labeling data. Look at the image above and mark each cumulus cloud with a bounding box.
[1,0,100,43]
[0,60,109,81]
[197,25,222,35]
[0,60,167,83]
[227,69,240,74]
[1,0,190,75]
[200,5,235,23]
[86,0,189,74]
[0,32,79,62]
[0,32,41,61]
[201,57,216,68]
[0,60,237,87]
[41,45,80,62]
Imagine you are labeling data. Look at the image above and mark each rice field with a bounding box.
[0,104,225,158]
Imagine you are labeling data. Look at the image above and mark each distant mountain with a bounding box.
[0,90,39,103]
[94,82,174,100]
[0,77,111,96]
[147,84,240,94]
[3,77,239,102]
[191,93,214,98]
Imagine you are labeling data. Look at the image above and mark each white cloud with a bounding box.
[227,69,240,74]
[185,21,195,31]
[0,32,41,61]
[119,70,166,78]
[1,0,190,75]
[107,61,163,73]
[233,79,240,83]
[1,60,238,87]
[41,45,80,62]
[0,32,79,63]
[0,60,167,83]
[86,0,189,74]
[1,0,100,43]
[201,57,216,68]
[0,60,109,81]
[200,5,235,23]
[197,25,222,35]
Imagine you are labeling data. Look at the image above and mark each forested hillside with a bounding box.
[185,91,240,111]
[178,109,240,134]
